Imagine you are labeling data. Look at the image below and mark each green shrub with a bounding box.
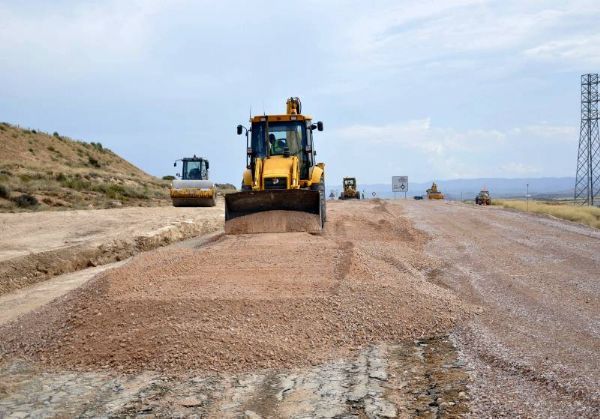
[0,184,10,199]
[47,146,56,152]
[14,193,38,208]
[90,142,104,151]
[28,148,34,154]
[103,184,126,199]
[53,132,60,137]
[162,175,175,180]
[61,177,91,191]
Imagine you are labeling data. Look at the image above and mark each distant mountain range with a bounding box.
[329,177,575,200]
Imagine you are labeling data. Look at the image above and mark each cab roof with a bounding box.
[251,114,312,123]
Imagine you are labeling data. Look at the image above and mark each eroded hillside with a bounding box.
[0,122,169,211]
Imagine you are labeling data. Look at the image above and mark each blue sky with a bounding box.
[1,0,599,184]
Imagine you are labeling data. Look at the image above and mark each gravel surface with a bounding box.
[406,200,600,417]
[1,199,598,417]
[0,200,471,374]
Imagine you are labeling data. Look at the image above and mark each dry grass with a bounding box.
[493,199,600,229]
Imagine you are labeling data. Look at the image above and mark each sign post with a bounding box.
[392,176,408,199]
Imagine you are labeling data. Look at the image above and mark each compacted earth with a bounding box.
[0,199,598,417]
[0,204,224,295]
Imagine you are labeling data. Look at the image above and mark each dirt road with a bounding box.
[0,199,598,417]
[405,201,600,417]
[0,203,223,295]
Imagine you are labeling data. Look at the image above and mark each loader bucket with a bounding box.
[224,189,322,234]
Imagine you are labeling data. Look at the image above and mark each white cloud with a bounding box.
[0,1,174,72]
[524,34,600,66]
[325,120,576,182]
[330,0,600,76]
[512,124,578,143]
[499,162,541,176]
[336,119,505,153]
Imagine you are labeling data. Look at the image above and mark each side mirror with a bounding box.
[314,151,317,156]
[176,173,181,178]
[310,124,317,130]
[237,125,243,135]
[317,121,323,131]
[247,147,253,156]
[205,161,209,169]
[173,162,177,167]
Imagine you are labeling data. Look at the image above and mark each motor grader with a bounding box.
[426,182,444,200]
[225,97,326,232]
[170,156,216,207]
[339,177,360,200]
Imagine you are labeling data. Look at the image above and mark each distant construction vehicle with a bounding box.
[426,182,444,200]
[475,189,491,205]
[170,156,216,207]
[339,177,360,200]
[225,97,326,231]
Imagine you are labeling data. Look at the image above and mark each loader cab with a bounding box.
[178,157,209,180]
[244,117,322,180]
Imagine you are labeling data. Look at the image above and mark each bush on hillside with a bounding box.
[13,193,38,208]
[162,175,175,180]
[88,156,101,168]
[0,184,10,199]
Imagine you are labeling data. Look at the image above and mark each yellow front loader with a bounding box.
[225,97,326,232]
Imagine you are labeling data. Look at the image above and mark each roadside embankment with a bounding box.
[0,204,223,295]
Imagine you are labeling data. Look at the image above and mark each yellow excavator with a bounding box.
[225,97,326,232]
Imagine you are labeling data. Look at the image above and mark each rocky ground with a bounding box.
[0,199,598,417]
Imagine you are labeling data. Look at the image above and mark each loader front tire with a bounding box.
[311,178,326,226]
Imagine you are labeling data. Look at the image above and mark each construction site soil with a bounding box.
[0,205,224,296]
[1,199,598,417]
[0,200,472,374]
